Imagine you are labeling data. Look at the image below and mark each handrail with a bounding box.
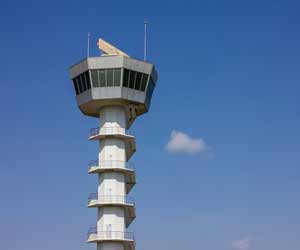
[88,194,135,205]
[87,228,135,241]
[88,226,97,234]
[90,127,135,137]
[88,160,135,170]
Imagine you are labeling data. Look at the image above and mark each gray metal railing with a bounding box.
[88,160,135,170]
[90,127,135,137]
[88,194,135,205]
[87,227,135,241]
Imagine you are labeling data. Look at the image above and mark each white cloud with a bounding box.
[232,236,253,250]
[165,130,211,155]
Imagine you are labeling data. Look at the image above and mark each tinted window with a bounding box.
[73,79,79,95]
[80,74,87,91]
[113,68,121,86]
[134,72,142,90]
[77,77,83,93]
[141,74,148,91]
[106,69,113,86]
[85,72,91,89]
[98,70,106,87]
[123,69,129,87]
[91,70,99,87]
[129,71,136,89]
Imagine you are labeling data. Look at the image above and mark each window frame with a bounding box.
[123,68,130,88]
[113,68,121,86]
[106,68,114,87]
[134,72,142,90]
[129,70,136,89]
[73,78,80,95]
[98,69,106,87]
[77,76,83,93]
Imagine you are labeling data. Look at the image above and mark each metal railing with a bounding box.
[87,227,135,241]
[90,127,135,137]
[88,194,135,205]
[88,160,135,170]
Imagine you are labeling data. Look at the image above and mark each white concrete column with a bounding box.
[98,172,125,196]
[97,207,125,232]
[99,106,126,134]
[99,139,126,167]
[97,243,124,250]
[98,106,127,168]
[97,106,127,250]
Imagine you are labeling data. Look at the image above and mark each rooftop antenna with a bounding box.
[144,20,149,61]
[87,32,91,57]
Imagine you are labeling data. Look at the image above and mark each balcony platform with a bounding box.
[87,230,135,250]
[88,161,136,193]
[88,127,136,161]
[88,195,136,227]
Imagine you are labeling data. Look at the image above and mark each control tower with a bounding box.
[69,38,158,250]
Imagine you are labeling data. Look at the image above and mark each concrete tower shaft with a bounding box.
[97,106,127,250]
[97,106,127,232]
[87,105,136,250]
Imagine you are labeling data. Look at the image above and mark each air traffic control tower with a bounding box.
[69,38,158,250]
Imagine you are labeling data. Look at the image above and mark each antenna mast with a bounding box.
[144,20,149,61]
[87,32,91,57]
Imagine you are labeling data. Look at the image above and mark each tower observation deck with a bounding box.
[69,38,158,250]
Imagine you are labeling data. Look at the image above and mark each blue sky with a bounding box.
[0,0,300,250]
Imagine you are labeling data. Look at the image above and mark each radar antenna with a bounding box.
[97,38,129,57]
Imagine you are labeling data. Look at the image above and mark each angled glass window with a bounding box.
[98,69,106,87]
[80,74,87,91]
[135,72,142,90]
[85,71,91,89]
[72,79,79,95]
[77,77,83,93]
[123,69,129,87]
[140,74,148,91]
[91,70,99,87]
[113,68,121,86]
[129,71,136,89]
[106,69,114,86]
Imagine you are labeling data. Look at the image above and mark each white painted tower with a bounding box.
[69,39,158,250]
